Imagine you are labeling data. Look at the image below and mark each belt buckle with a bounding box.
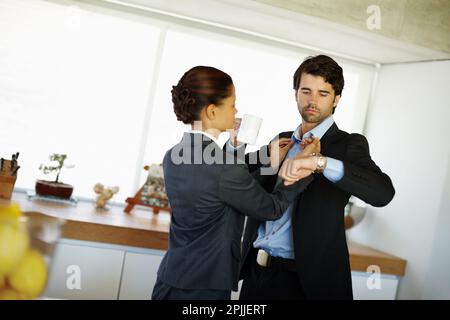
[256,249,271,267]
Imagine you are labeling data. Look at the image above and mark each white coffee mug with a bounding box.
[237,114,263,145]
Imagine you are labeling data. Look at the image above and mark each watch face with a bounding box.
[318,157,326,171]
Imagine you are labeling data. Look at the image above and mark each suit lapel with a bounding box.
[320,122,341,148]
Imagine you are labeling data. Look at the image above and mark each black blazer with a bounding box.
[240,123,395,299]
[156,133,313,291]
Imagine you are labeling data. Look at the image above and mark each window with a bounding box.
[142,27,373,168]
[1,0,375,200]
[0,0,160,199]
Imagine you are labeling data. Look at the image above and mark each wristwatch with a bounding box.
[314,154,327,173]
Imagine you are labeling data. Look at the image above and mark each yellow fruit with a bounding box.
[8,250,48,299]
[0,203,22,219]
[0,223,30,277]
[0,288,29,300]
[0,275,6,289]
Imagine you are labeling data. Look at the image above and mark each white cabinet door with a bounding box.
[118,251,164,300]
[44,243,124,299]
[352,273,399,300]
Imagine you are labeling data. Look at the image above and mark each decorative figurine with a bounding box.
[124,164,170,214]
[140,164,169,208]
[93,183,119,210]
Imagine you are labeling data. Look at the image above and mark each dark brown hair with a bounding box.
[172,66,233,124]
[293,55,344,96]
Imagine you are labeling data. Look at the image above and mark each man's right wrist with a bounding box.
[313,155,327,173]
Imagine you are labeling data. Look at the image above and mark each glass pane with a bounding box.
[0,0,161,199]
[142,28,372,174]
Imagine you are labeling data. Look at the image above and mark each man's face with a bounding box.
[296,73,340,124]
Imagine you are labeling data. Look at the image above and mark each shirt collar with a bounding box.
[292,115,335,143]
[189,130,220,146]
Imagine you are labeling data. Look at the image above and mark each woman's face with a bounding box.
[214,84,237,131]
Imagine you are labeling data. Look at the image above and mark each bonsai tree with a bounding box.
[39,153,74,183]
[36,153,75,199]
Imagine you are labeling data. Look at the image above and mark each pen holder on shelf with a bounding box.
[0,159,18,200]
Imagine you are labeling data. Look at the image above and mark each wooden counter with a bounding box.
[3,192,406,276]
[348,242,406,276]
[3,192,171,250]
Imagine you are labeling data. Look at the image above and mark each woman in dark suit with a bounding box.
[152,66,318,300]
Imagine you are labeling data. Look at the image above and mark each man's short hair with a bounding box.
[293,55,344,96]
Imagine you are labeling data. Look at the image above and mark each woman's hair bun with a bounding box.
[171,66,233,124]
[172,85,196,124]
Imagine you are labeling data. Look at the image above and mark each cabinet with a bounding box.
[43,239,402,300]
[351,272,399,300]
[44,242,124,299]
[118,252,164,300]
[43,239,164,300]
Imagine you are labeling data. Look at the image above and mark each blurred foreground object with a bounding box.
[0,203,64,299]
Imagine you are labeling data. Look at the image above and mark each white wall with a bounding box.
[422,154,450,299]
[347,60,450,299]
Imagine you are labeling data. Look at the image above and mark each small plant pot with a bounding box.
[0,175,17,200]
[35,180,73,199]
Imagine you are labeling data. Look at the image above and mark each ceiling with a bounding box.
[83,0,450,64]
[254,0,450,55]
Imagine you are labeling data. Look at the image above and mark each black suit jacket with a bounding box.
[240,123,395,299]
[156,133,313,291]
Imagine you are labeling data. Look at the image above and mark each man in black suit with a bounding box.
[238,55,395,300]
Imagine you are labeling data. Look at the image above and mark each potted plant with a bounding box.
[35,154,74,199]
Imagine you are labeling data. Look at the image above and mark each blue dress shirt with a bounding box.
[253,116,344,259]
